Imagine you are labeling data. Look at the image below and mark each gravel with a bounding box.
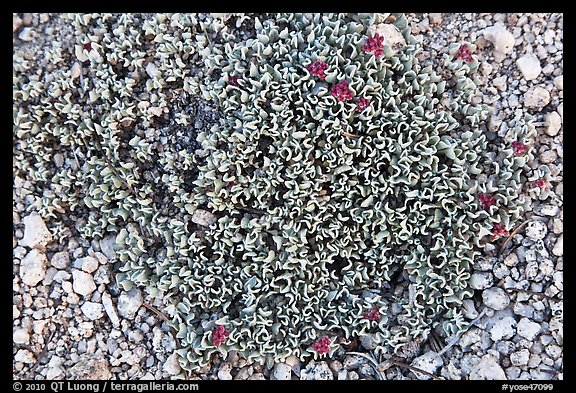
[13,12,563,381]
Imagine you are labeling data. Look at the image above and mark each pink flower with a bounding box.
[362,33,385,58]
[312,336,331,355]
[455,44,473,62]
[330,80,354,102]
[478,192,496,209]
[228,75,240,87]
[532,178,546,188]
[492,223,509,240]
[307,60,329,80]
[355,97,371,112]
[511,141,528,157]
[364,306,380,322]
[211,324,230,346]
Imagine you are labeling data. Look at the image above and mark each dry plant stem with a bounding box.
[386,359,444,380]
[234,205,267,215]
[27,324,58,378]
[506,287,557,300]
[437,307,488,357]
[142,302,169,321]
[347,351,386,380]
[498,218,531,257]
[142,303,190,379]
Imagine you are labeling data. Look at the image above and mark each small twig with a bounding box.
[498,219,530,258]
[142,302,169,321]
[142,303,191,380]
[505,287,557,300]
[437,307,488,357]
[234,205,267,215]
[386,358,444,380]
[27,324,59,378]
[347,351,386,380]
[342,132,360,138]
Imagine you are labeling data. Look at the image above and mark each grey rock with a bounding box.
[460,329,481,349]
[544,111,562,136]
[517,318,541,341]
[525,220,547,241]
[492,75,508,91]
[191,209,217,227]
[72,270,97,297]
[483,23,515,60]
[13,14,22,32]
[52,270,71,283]
[535,204,560,217]
[342,354,364,370]
[539,149,557,164]
[80,301,104,320]
[359,333,377,350]
[69,357,112,380]
[523,86,551,110]
[20,248,48,286]
[117,288,143,319]
[510,349,530,367]
[21,213,52,250]
[410,352,443,380]
[553,75,563,90]
[462,299,479,319]
[13,328,30,345]
[50,251,70,269]
[428,13,442,25]
[301,361,334,380]
[18,27,34,41]
[247,373,266,380]
[482,287,510,310]
[516,53,541,80]
[74,256,99,274]
[552,234,563,257]
[513,302,534,318]
[235,366,254,380]
[163,353,181,376]
[506,366,521,380]
[489,316,517,341]
[469,354,506,380]
[217,363,233,380]
[470,272,494,290]
[15,349,35,364]
[503,252,519,267]
[368,23,406,54]
[347,370,359,380]
[99,235,117,261]
[270,362,292,380]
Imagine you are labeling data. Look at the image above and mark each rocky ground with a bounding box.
[13,13,562,380]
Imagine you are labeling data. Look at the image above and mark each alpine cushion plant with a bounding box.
[86,13,542,371]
